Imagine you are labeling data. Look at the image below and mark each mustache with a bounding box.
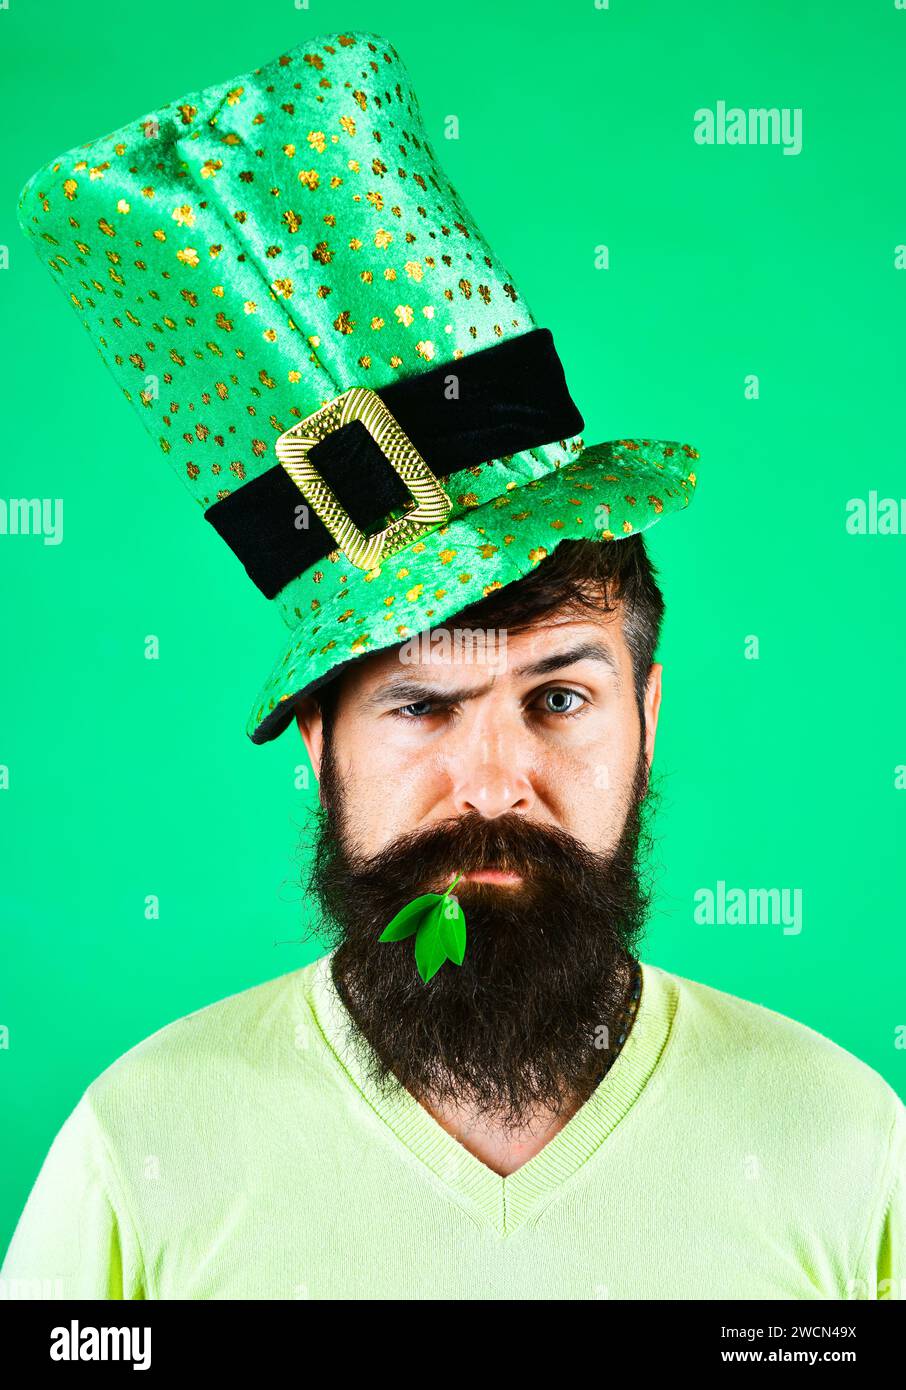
[341,810,634,899]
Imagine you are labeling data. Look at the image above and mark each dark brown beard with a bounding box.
[305,735,655,1130]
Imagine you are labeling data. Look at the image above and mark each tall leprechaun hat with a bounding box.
[17,30,699,745]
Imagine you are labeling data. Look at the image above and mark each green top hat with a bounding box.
[17,29,699,744]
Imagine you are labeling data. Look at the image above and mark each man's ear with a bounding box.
[643,663,663,769]
[295,698,324,783]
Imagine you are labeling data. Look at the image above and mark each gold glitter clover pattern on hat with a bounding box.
[16,29,699,745]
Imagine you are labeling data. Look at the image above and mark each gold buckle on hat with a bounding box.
[274,387,452,571]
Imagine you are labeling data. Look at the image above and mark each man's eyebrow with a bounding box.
[363,642,622,706]
[514,641,622,681]
[362,677,497,709]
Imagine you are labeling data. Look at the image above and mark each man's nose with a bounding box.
[447,727,536,819]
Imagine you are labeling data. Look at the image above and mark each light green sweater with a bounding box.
[3,953,904,1300]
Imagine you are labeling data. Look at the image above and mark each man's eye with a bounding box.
[396,699,436,719]
[536,688,586,716]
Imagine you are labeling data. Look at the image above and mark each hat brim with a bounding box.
[247,437,698,743]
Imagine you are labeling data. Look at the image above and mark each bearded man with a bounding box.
[3,30,903,1301]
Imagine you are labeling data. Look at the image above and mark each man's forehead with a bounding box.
[349,604,629,696]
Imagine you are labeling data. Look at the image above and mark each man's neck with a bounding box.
[416,1094,585,1177]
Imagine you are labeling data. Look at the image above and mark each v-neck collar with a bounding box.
[302,950,678,1236]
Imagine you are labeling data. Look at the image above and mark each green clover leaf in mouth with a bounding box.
[378,874,467,983]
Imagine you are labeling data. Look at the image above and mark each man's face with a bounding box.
[300,603,661,873]
[297,599,662,1127]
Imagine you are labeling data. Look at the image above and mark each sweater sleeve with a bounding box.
[871,1096,906,1300]
[0,1091,147,1300]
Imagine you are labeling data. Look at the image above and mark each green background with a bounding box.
[2,0,905,1250]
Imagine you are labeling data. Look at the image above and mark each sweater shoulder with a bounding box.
[83,959,322,1117]
[646,962,905,1138]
